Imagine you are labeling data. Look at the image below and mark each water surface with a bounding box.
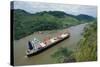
[14,23,86,66]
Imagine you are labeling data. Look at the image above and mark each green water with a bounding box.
[14,23,86,66]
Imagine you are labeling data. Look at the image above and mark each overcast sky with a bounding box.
[13,1,97,17]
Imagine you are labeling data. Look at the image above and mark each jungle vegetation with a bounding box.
[12,9,95,40]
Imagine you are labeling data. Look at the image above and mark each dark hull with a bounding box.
[27,34,70,57]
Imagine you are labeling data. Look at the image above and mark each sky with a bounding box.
[13,1,97,17]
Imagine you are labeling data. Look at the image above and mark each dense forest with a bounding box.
[12,9,95,40]
[51,20,97,62]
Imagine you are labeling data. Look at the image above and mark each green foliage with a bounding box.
[76,14,95,22]
[73,20,97,61]
[51,47,73,63]
[12,9,95,40]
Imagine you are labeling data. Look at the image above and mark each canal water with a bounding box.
[14,23,86,66]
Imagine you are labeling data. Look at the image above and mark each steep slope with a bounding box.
[73,20,97,61]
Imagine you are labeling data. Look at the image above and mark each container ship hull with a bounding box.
[26,33,70,57]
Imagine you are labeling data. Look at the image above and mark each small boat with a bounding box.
[26,32,70,57]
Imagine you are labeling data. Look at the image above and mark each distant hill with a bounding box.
[12,9,95,40]
[76,14,95,22]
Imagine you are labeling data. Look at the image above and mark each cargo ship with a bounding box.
[26,32,70,57]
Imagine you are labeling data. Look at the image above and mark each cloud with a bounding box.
[13,1,97,17]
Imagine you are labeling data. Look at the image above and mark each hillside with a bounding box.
[76,14,95,22]
[73,20,97,61]
[12,9,95,40]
